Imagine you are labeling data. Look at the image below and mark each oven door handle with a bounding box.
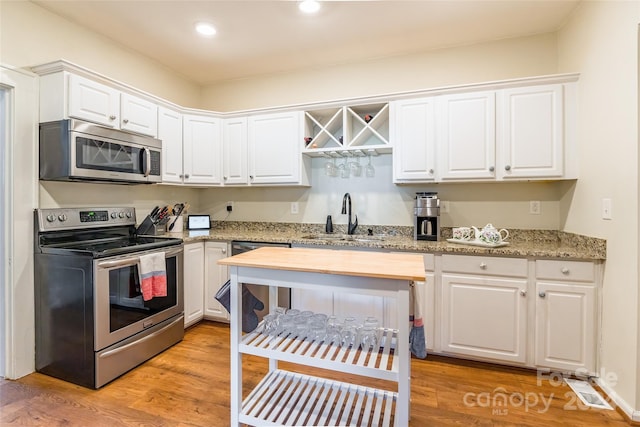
[97,246,183,269]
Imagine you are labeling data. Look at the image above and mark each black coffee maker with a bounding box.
[414,192,440,241]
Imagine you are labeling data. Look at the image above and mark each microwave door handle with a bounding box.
[142,147,151,177]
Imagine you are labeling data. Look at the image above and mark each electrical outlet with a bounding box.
[529,200,541,215]
[291,202,299,214]
[226,201,233,212]
[602,198,612,220]
[440,201,450,214]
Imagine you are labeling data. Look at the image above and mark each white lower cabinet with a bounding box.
[440,254,528,363]
[534,260,596,374]
[291,288,333,314]
[183,241,231,328]
[183,242,205,327]
[204,241,230,321]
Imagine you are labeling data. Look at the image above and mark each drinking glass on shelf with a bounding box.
[365,155,375,177]
[308,321,327,342]
[286,308,300,316]
[341,316,359,348]
[277,313,296,336]
[262,313,278,336]
[360,317,379,351]
[293,316,309,340]
[326,316,342,345]
[311,313,328,325]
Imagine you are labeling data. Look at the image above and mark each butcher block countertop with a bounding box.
[218,247,426,281]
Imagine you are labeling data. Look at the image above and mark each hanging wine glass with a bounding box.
[324,157,337,177]
[365,154,375,177]
[350,156,362,177]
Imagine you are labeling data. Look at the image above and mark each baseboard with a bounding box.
[594,377,640,422]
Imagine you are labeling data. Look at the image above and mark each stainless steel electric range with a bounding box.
[34,207,184,388]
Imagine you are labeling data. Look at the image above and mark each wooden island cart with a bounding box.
[218,246,425,427]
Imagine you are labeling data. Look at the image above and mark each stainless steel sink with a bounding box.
[300,234,385,242]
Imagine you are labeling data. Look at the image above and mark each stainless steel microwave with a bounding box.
[39,119,162,184]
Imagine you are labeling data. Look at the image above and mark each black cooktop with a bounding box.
[39,235,183,258]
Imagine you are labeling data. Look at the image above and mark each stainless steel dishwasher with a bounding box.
[231,241,291,320]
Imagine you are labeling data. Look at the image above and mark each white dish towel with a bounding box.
[138,252,167,301]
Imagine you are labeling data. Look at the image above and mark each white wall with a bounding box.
[39,182,201,224]
[0,65,39,379]
[0,1,200,108]
[199,155,565,230]
[557,0,639,417]
[201,33,558,112]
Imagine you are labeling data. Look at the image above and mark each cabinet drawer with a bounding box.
[442,254,527,277]
[536,260,594,282]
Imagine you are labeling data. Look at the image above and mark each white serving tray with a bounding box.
[446,238,510,248]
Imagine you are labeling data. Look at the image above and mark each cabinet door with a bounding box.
[158,107,183,183]
[204,242,230,321]
[441,274,527,363]
[68,74,119,128]
[120,92,158,137]
[391,98,436,182]
[438,91,496,180]
[183,114,222,185]
[535,282,595,373]
[248,111,302,184]
[223,117,248,185]
[500,84,564,179]
[183,242,205,327]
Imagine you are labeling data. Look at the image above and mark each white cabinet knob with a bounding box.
[123,118,129,124]
[520,290,527,297]
[489,166,495,172]
[561,267,570,275]
[222,248,226,254]
[109,115,116,120]
[429,169,434,174]
[505,165,512,171]
[539,291,546,298]
[479,262,487,270]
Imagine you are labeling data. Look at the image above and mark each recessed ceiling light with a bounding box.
[299,0,321,14]
[195,22,216,37]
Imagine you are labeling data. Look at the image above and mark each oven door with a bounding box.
[94,245,183,351]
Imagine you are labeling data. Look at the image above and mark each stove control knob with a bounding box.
[118,212,125,218]
[110,212,118,219]
[58,214,67,222]
[126,211,133,218]
[46,214,56,222]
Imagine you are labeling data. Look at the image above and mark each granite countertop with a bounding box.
[162,221,606,261]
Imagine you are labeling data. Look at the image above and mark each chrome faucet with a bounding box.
[341,193,358,235]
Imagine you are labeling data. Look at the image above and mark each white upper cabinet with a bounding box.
[183,114,223,185]
[223,117,248,185]
[158,107,183,184]
[68,74,158,137]
[120,92,158,137]
[438,91,496,180]
[391,97,437,182]
[68,73,120,129]
[248,111,310,185]
[499,84,564,179]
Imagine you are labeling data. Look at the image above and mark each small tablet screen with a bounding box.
[187,215,210,230]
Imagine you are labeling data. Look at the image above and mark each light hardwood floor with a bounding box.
[0,321,634,426]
